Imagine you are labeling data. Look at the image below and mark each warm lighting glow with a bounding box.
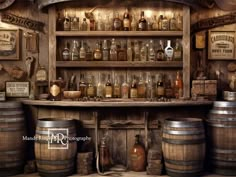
[145,10,153,18]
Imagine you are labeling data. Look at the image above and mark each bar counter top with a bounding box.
[22,99,213,107]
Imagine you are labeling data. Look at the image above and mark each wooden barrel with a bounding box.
[0,102,25,177]
[207,101,236,175]
[35,118,77,177]
[162,118,205,177]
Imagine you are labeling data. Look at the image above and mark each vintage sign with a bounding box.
[208,31,235,60]
[0,92,6,101]
[6,82,30,97]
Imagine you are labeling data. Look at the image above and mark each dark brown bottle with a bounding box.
[79,74,87,98]
[138,11,147,31]
[99,137,111,172]
[123,8,130,31]
[130,135,146,171]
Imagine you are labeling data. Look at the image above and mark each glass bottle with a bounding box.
[68,74,77,91]
[99,137,111,172]
[174,39,182,61]
[121,74,129,99]
[79,74,87,98]
[97,73,105,98]
[113,12,122,31]
[94,42,102,61]
[102,40,109,61]
[140,42,147,62]
[110,38,117,61]
[138,11,147,31]
[71,40,79,61]
[81,18,88,31]
[79,40,86,60]
[49,79,62,101]
[158,15,163,31]
[105,74,112,98]
[134,40,140,61]
[90,17,96,31]
[86,46,93,61]
[165,76,173,98]
[137,73,146,98]
[146,73,155,100]
[175,71,183,99]
[152,15,158,31]
[127,39,133,61]
[87,75,95,98]
[63,10,70,31]
[156,40,165,61]
[62,41,70,61]
[176,13,183,31]
[70,14,79,31]
[97,13,104,31]
[113,75,121,98]
[130,135,146,171]
[148,40,156,61]
[118,42,126,61]
[169,13,177,31]
[131,16,137,31]
[161,15,169,31]
[130,75,138,99]
[165,40,174,61]
[156,74,165,98]
[123,8,130,31]
[57,11,64,31]
[105,15,111,31]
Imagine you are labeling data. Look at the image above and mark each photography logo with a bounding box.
[48,128,69,149]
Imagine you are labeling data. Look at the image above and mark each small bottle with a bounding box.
[161,15,169,31]
[97,13,104,31]
[110,38,117,61]
[140,42,147,62]
[97,73,105,98]
[90,17,96,31]
[87,75,95,98]
[130,135,146,171]
[137,73,146,98]
[102,40,109,61]
[63,10,70,31]
[130,75,138,99]
[175,71,183,99]
[79,74,87,98]
[169,13,177,31]
[174,39,182,61]
[123,8,131,31]
[127,39,133,61]
[176,13,183,31]
[113,75,121,98]
[81,18,88,31]
[134,40,140,61]
[158,15,163,31]
[152,15,158,31]
[113,12,122,31]
[118,42,126,61]
[121,74,129,99]
[138,11,147,31]
[62,41,70,61]
[165,40,174,61]
[156,74,165,98]
[70,14,79,31]
[71,40,79,61]
[156,40,165,61]
[94,42,102,61]
[105,74,113,98]
[79,40,86,60]
[148,40,156,61]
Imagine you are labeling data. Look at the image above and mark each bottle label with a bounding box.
[157,51,164,60]
[165,48,174,60]
[123,19,130,29]
[114,20,121,30]
[113,87,121,97]
[50,84,60,97]
[138,22,146,30]
[87,87,95,97]
[174,51,182,60]
[36,69,47,81]
[130,89,138,98]
[80,51,86,59]
[71,53,79,60]
[122,86,129,98]
[137,85,146,97]
[105,86,112,97]
[94,52,102,60]
[149,54,155,61]
[62,50,70,60]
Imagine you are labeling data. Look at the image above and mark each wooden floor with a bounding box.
[13,172,229,177]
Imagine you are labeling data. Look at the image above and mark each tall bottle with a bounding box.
[110,38,117,61]
[176,13,183,31]
[161,15,169,31]
[90,16,96,31]
[134,40,140,61]
[148,40,156,61]
[174,39,182,61]
[71,40,79,61]
[130,135,146,171]
[130,75,138,99]
[127,39,133,61]
[105,15,112,31]
[81,18,88,31]
[79,40,86,60]
[123,8,131,31]
[121,74,129,99]
[140,42,147,61]
[118,42,126,61]
[105,74,113,98]
[138,11,147,31]
[156,74,165,98]
[97,13,104,31]
[146,73,155,100]
[62,41,70,61]
[87,75,95,98]
[169,13,177,31]
[152,15,158,31]
[175,71,183,99]
[102,40,109,61]
[113,75,121,98]
[97,73,105,98]
[57,11,64,31]
[156,40,165,61]
[158,15,163,31]
[131,16,137,31]
[113,12,122,31]
[79,74,87,98]
[165,40,174,61]
[137,73,146,98]
[94,42,102,61]
[63,10,70,31]
[99,137,111,172]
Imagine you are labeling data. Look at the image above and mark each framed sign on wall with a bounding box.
[5,81,29,97]
[208,31,235,60]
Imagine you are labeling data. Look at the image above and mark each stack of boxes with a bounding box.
[77,152,93,175]
[146,148,163,175]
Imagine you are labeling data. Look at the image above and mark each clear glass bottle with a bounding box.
[110,38,117,61]
[62,41,70,61]
[152,15,158,31]
[105,74,113,98]
[79,40,86,60]
[137,73,146,98]
[169,13,177,31]
[97,13,104,31]
[138,11,147,31]
[97,73,105,98]
[102,40,109,61]
[127,39,133,61]
[146,73,155,100]
[134,40,140,61]
[70,14,79,31]
[79,73,87,98]
[174,39,182,61]
[130,75,138,99]
[158,15,163,31]
[94,42,102,61]
[71,40,79,61]
[165,40,174,61]
[87,75,95,98]
[161,15,169,31]
[156,40,165,61]
[105,15,111,31]
[81,18,88,31]
[121,74,129,99]
[140,42,147,61]
[63,10,70,31]
[123,8,130,31]
[113,12,122,31]
[148,40,156,61]
[113,75,121,98]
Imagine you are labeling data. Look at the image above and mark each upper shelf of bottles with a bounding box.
[55,31,183,37]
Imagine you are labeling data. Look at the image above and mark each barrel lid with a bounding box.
[37,118,75,128]
[213,101,236,107]
[164,118,203,128]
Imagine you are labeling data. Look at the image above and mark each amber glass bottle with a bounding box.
[99,137,111,172]
[130,135,146,171]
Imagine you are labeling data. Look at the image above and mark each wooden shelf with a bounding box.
[56,61,183,68]
[55,31,183,37]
